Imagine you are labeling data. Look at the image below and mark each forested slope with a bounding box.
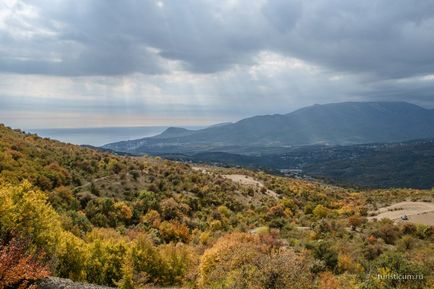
[0,124,433,289]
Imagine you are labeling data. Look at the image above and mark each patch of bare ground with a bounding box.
[222,174,278,198]
[191,166,209,174]
[368,201,434,226]
[38,277,115,289]
[38,277,180,289]
[191,166,278,204]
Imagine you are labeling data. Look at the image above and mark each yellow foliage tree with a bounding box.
[55,231,88,281]
[0,180,62,250]
[198,232,313,289]
[318,271,339,289]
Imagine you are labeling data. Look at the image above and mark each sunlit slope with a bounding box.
[1,124,433,289]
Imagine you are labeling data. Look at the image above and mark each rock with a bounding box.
[37,277,115,289]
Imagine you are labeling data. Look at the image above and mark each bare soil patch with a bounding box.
[222,174,278,198]
[368,201,434,226]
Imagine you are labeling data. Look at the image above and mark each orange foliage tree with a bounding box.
[0,239,50,289]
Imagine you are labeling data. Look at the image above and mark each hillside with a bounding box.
[104,101,434,154]
[1,124,433,289]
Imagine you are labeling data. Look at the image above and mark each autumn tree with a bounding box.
[198,232,313,289]
[0,239,50,289]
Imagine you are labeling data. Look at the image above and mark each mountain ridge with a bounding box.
[104,101,434,154]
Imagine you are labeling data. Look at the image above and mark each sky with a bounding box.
[1,0,434,128]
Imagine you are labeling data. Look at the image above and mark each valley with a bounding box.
[158,139,434,189]
[103,102,434,190]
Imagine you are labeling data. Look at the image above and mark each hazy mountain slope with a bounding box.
[104,102,434,154]
[152,127,196,139]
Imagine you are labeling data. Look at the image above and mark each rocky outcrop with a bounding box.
[37,277,115,289]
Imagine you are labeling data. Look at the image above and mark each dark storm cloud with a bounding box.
[0,0,264,75]
[1,0,434,123]
[263,0,434,78]
[1,0,434,78]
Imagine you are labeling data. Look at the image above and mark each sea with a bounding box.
[26,126,203,146]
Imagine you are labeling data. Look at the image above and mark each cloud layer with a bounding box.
[1,0,434,127]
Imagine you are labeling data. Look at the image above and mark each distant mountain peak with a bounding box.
[163,127,189,133]
[300,100,419,109]
[155,127,195,139]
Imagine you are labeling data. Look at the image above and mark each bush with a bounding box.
[361,252,428,289]
[348,216,367,230]
[313,205,330,219]
[131,235,163,284]
[55,231,87,281]
[198,232,313,289]
[307,241,338,271]
[0,239,50,289]
[318,271,339,289]
[160,198,182,221]
[415,224,433,240]
[0,181,62,251]
[373,221,400,244]
[85,239,128,286]
[159,244,198,286]
[159,221,190,243]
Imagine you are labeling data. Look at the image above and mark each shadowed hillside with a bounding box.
[159,139,434,189]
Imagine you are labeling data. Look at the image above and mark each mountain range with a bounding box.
[104,101,434,155]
